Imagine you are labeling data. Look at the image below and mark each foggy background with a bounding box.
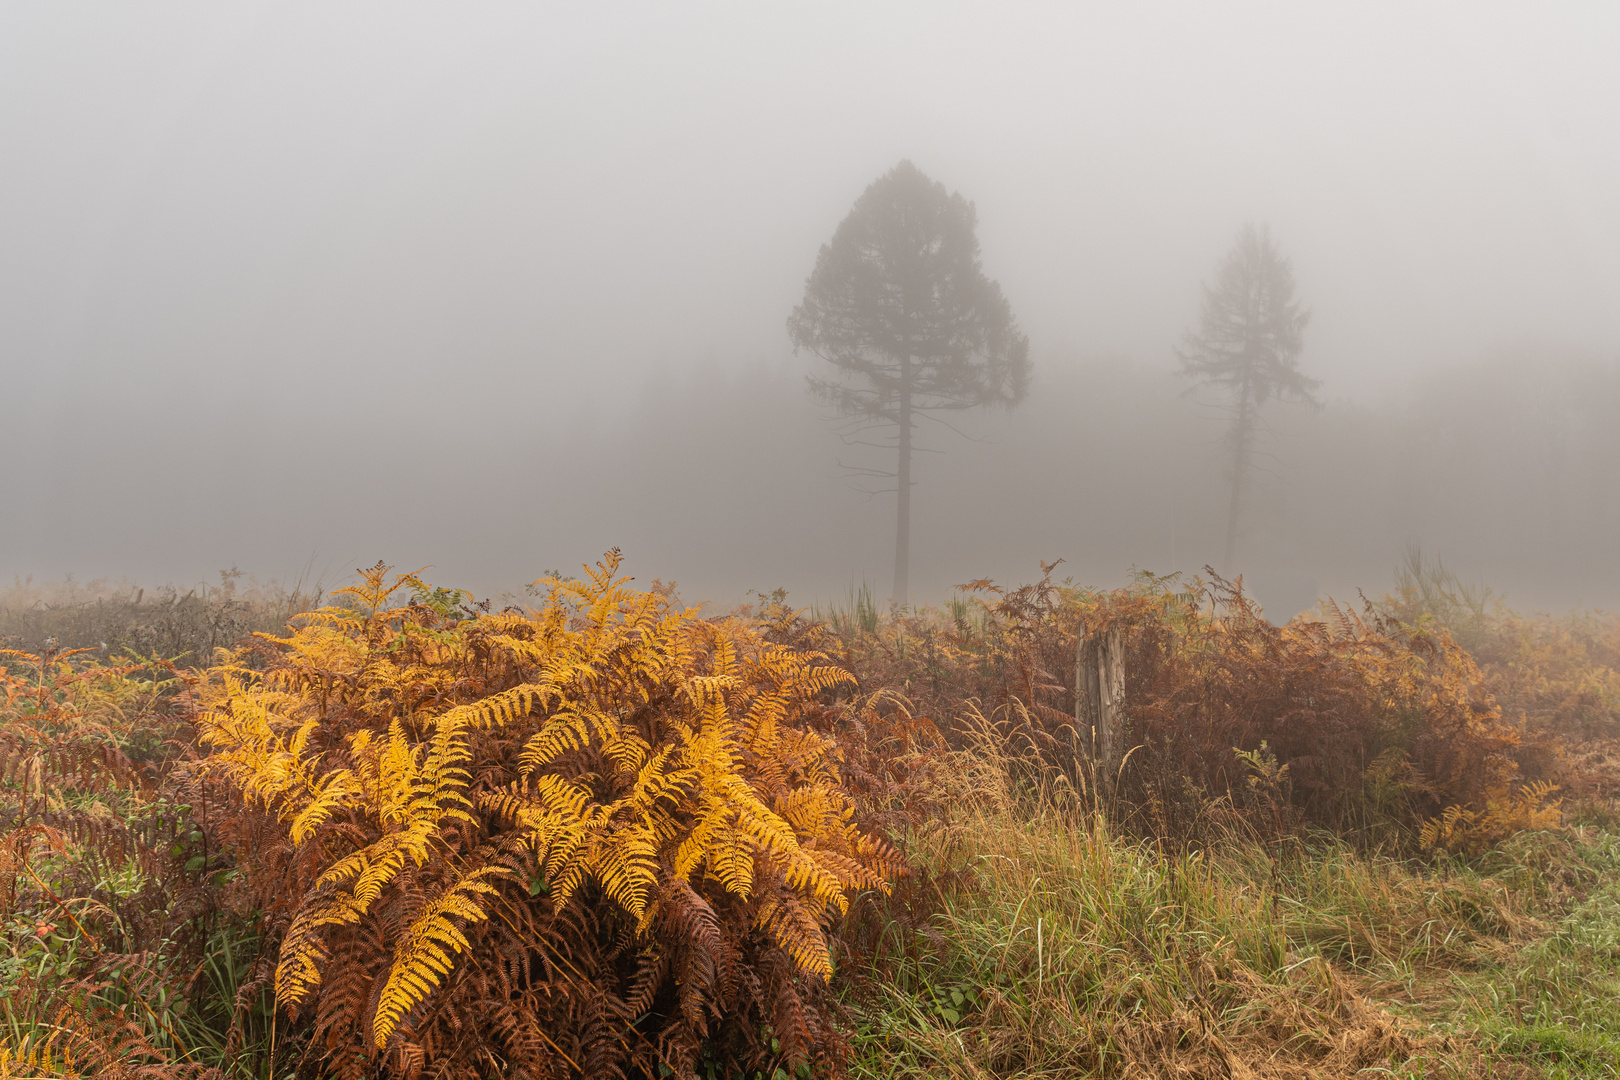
[3,4,1618,616]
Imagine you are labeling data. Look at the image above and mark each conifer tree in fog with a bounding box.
[1178,224,1319,572]
[788,161,1029,604]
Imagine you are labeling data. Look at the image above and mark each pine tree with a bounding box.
[789,161,1029,603]
[1178,224,1319,571]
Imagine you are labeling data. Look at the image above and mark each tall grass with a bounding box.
[815,580,882,636]
[0,570,323,663]
[842,734,1620,1079]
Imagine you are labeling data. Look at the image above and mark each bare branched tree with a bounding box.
[1179,224,1319,572]
[789,161,1029,603]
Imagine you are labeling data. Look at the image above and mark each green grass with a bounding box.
[1437,832,1620,1078]
[814,581,883,636]
[840,773,1620,1078]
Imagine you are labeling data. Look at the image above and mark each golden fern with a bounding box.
[372,865,503,1046]
[197,552,900,1070]
[1421,780,1563,853]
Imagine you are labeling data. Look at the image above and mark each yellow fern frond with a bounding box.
[372,866,503,1046]
[433,683,554,731]
[289,767,361,846]
[275,906,334,1007]
[519,709,610,772]
[804,846,886,893]
[755,892,833,980]
[587,823,660,916]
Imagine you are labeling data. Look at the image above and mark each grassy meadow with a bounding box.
[1,556,1618,1079]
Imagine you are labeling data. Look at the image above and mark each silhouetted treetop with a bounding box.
[1178,223,1317,409]
[789,160,1029,418]
[1178,223,1319,571]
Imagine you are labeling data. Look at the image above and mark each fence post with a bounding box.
[1075,619,1096,760]
[1075,622,1126,800]
[1098,626,1125,796]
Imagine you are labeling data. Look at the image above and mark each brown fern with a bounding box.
[196,553,902,1077]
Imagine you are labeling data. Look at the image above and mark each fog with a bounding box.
[4,4,1619,615]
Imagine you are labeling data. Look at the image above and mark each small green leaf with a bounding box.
[186,855,206,872]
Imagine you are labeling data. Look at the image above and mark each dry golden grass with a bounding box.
[841,729,1616,1079]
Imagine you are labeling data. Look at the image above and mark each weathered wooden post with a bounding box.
[1075,619,1097,758]
[1075,621,1127,800]
[1097,626,1125,794]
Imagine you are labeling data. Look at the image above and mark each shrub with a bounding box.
[195,554,901,1079]
[1113,575,1524,839]
[0,646,237,1076]
[820,567,1529,844]
[1379,549,1620,799]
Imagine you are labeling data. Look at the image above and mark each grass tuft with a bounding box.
[842,744,1620,1078]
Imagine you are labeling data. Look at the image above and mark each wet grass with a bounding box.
[843,765,1620,1078]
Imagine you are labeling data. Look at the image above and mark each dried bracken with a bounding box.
[821,565,1533,845]
[195,552,901,1078]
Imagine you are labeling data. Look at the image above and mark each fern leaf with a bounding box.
[373,867,503,1046]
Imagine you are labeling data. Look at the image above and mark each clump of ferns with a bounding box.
[818,561,1533,850]
[0,643,244,1075]
[1420,780,1564,857]
[195,553,904,1079]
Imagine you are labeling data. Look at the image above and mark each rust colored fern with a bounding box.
[196,553,899,1077]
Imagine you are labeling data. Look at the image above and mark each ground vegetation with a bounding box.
[3,555,1619,1078]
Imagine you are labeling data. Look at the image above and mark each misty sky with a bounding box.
[4,4,1619,609]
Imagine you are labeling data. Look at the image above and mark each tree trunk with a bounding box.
[1075,623,1127,800]
[893,359,912,605]
[1075,622,1099,762]
[1223,375,1254,572]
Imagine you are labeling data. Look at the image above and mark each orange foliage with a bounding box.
[1381,554,1620,795]
[821,566,1530,842]
[1113,577,1522,838]
[195,554,902,1079]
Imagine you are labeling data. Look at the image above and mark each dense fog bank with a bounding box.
[5,350,1615,618]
